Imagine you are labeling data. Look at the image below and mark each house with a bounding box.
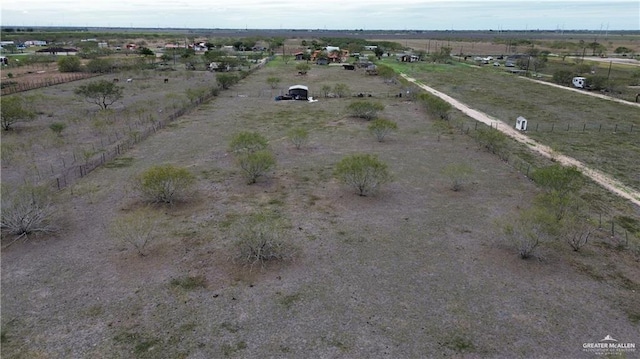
[311,47,349,63]
[288,85,309,100]
[294,52,305,61]
[24,40,47,46]
[397,54,419,62]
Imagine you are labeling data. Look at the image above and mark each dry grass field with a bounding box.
[1,56,639,358]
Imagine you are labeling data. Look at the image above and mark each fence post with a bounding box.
[599,124,602,132]
[611,218,614,237]
[614,124,617,133]
[551,124,554,132]
[567,123,570,131]
[583,124,586,132]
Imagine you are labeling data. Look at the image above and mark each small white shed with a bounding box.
[572,77,586,89]
[515,116,528,131]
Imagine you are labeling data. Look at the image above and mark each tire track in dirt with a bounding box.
[401,73,640,208]
[519,77,640,108]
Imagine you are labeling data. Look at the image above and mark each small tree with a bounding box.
[287,127,309,149]
[57,55,82,72]
[233,211,297,268]
[237,150,276,184]
[109,207,158,256]
[333,83,350,98]
[347,100,385,120]
[217,73,238,89]
[135,165,195,204]
[1,185,55,236]
[1,96,36,131]
[266,76,281,89]
[335,154,391,196]
[74,80,124,110]
[295,63,310,75]
[503,208,549,259]
[442,163,474,191]
[229,131,268,154]
[368,118,398,142]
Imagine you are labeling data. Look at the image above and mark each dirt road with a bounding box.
[401,73,640,207]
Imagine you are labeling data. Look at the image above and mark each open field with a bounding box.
[2,55,640,358]
[385,60,640,193]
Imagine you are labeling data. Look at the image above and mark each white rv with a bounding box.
[572,77,587,89]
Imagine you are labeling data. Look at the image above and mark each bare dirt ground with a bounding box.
[401,73,640,208]
[2,62,639,358]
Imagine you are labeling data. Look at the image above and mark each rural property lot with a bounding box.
[1,60,639,358]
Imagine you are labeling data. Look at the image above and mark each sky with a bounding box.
[1,0,639,31]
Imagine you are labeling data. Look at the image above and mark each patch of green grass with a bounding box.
[277,292,302,310]
[220,322,240,333]
[170,275,207,290]
[221,341,247,356]
[84,304,103,317]
[114,330,164,357]
[134,338,162,355]
[442,334,475,352]
[104,157,134,168]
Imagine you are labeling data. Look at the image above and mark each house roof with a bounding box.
[289,85,308,91]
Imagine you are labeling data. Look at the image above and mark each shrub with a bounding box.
[562,215,592,251]
[233,211,297,268]
[531,165,583,194]
[474,127,508,156]
[57,56,82,72]
[335,154,391,196]
[49,122,66,136]
[135,165,195,204]
[295,63,310,74]
[368,118,398,142]
[321,84,332,98]
[418,93,452,120]
[85,58,113,73]
[442,163,474,191]
[287,127,309,149]
[552,70,574,86]
[229,131,268,154]
[333,83,350,98]
[237,150,276,184]
[347,100,384,120]
[503,208,549,259]
[1,185,55,236]
[109,207,158,256]
[586,75,607,91]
